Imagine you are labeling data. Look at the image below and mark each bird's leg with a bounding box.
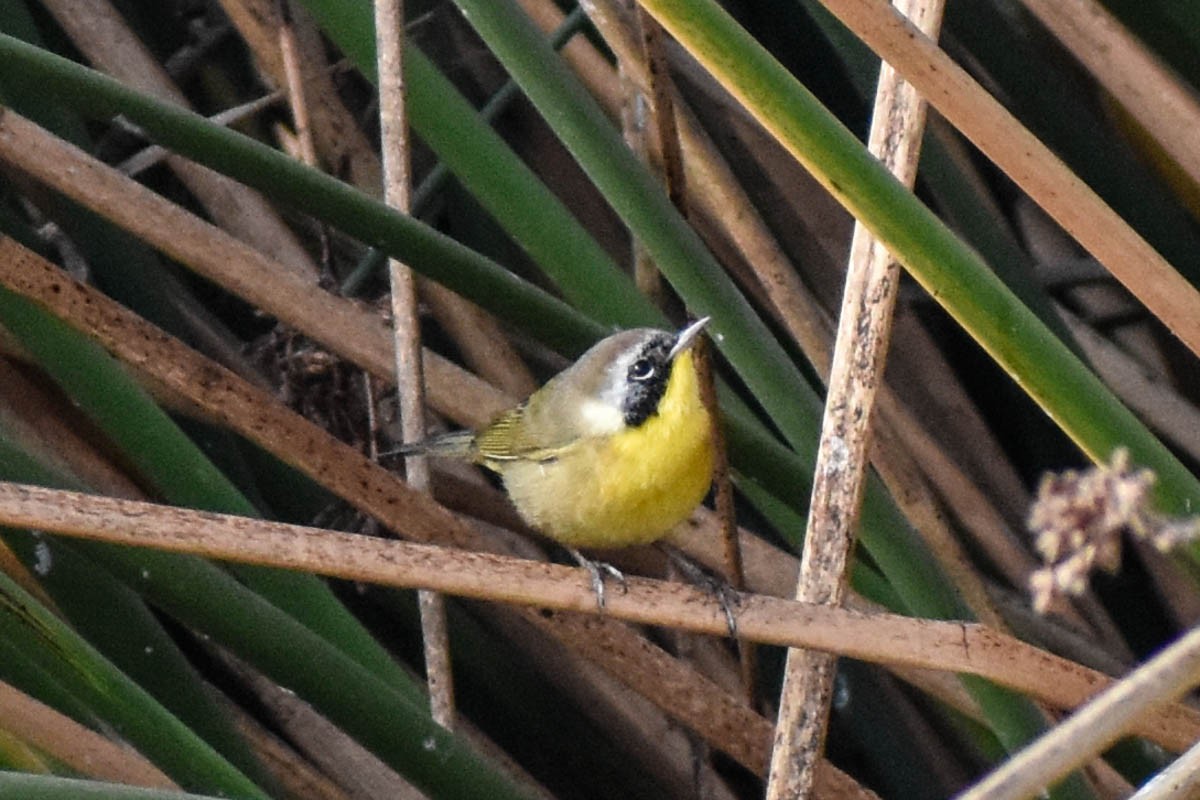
[659,545,742,639]
[567,548,627,610]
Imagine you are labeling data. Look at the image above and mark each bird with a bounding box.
[398,317,715,578]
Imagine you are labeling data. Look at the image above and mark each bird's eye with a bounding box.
[628,358,656,382]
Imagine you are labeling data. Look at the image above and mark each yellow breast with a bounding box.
[498,352,714,548]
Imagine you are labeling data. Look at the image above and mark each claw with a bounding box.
[568,548,627,610]
[660,545,742,639]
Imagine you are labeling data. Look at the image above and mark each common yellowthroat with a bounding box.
[402,318,714,550]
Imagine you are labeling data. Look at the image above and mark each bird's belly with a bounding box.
[500,411,713,549]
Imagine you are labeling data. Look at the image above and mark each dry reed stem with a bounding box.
[223,704,356,800]
[118,89,300,179]
[889,401,1037,588]
[2,480,1198,754]
[218,0,383,192]
[39,0,320,282]
[635,8,687,219]
[1018,0,1200,194]
[0,107,507,429]
[767,2,945,796]
[677,511,1072,730]
[617,4,665,304]
[636,0,758,737]
[375,0,455,730]
[516,0,623,115]
[477,603,744,800]
[620,85,658,302]
[276,1,318,169]
[1129,737,1200,799]
[248,749,353,800]
[961,623,1200,800]
[220,0,538,402]
[418,279,539,399]
[218,650,428,800]
[0,354,173,503]
[886,304,1031,527]
[0,679,177,789]
[272,0,540,400]
[585,2,757,576]
[0,238,789,782]
[1064,309,1200,461]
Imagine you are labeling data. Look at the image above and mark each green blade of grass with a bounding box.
[0,634,104,736]
[0,570,268,798]
[1,530,270,787]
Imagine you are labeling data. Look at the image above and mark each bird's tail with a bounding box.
[392,429,476,459]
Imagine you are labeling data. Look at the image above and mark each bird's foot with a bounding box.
[568,548,627,611]
[660,546,742,639]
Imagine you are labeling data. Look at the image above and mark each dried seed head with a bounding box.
[1028,449,1155,613]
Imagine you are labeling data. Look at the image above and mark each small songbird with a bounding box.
[400,318,715,551]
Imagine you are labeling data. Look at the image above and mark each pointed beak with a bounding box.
[669,316,710,359]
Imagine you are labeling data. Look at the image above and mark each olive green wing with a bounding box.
[473,404,574,463]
